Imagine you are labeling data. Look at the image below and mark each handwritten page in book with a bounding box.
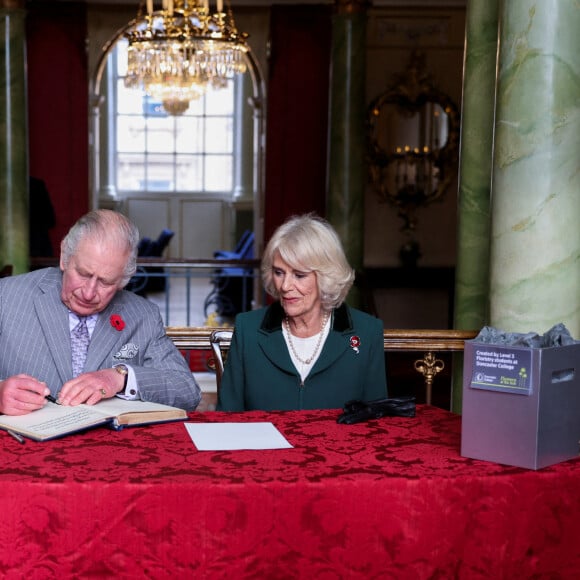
[0,404,110,438]
[185,422,293,451]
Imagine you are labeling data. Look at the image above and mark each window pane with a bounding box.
[175,117,204,153]
[147,154,176,190]
[117,81,144,115]
[146,117,176,153]
[205,155,232,191]
[204,117,233,153]
[117,153,145,191]
[176,155,203,190]
[186,97,205,116]
[112,40,236,194]
[117,116,146,152]
[205,83,234,114]
[116,39,128,76]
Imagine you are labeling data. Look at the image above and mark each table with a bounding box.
[1,405,579,579]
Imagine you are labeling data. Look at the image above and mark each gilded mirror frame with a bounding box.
[367,51,460,256]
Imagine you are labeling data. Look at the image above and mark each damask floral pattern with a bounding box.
[0,406,578,578]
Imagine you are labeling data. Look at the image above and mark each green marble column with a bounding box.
[451,0,499,413]
[489,0,580,337]
[0,0,28,274]
[326,0,367,307]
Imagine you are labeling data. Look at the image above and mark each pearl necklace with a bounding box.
[284,311,329,365]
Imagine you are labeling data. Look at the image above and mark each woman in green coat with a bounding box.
[217,214,388,411]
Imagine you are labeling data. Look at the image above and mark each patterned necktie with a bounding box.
[71,316,90,377]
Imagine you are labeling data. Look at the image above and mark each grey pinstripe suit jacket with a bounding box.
[0,268,201,411]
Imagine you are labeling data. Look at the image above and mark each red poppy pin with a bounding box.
[110,314,125,331]
[350,335,360,354]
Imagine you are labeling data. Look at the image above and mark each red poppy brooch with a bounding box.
[350,335,360,354]
[110,314,126,331]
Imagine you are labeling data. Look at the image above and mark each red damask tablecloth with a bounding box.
[0,405,579,579]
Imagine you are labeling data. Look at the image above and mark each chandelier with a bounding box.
[124,0,249,115]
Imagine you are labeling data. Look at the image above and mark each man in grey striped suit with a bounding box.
[0,210,200,416]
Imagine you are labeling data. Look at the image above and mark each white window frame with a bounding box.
[108,38,237,197]
[90,21,265,258]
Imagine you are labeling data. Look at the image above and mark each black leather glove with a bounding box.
[337,396,416,424]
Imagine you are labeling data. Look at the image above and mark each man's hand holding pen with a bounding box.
[0,374,50,416]
[0,366,128,415]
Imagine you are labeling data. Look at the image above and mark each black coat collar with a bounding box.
[260,301,353,334]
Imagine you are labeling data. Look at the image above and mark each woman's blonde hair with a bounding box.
[261,213,355,310]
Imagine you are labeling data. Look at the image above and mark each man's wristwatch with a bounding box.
[114,364,129,391]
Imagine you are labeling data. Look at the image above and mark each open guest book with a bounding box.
[0,399,188,442]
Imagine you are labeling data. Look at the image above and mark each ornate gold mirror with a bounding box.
[367,51,460,264]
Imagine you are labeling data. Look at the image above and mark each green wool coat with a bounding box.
[217,302,388,411]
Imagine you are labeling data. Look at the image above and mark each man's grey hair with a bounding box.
[60,209,140,287]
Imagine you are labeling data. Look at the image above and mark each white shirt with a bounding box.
[283,315,331,383]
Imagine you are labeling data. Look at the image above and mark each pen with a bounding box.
[6,430,25,444]
[45,394,59,404]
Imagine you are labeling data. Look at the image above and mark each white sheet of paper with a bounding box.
[185,422,293,451]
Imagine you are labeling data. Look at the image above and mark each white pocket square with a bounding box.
[114,343,139,360]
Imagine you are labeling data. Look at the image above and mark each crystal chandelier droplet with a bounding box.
[124,0,249,115]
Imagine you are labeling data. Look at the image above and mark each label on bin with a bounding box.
[470,346,532,395]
